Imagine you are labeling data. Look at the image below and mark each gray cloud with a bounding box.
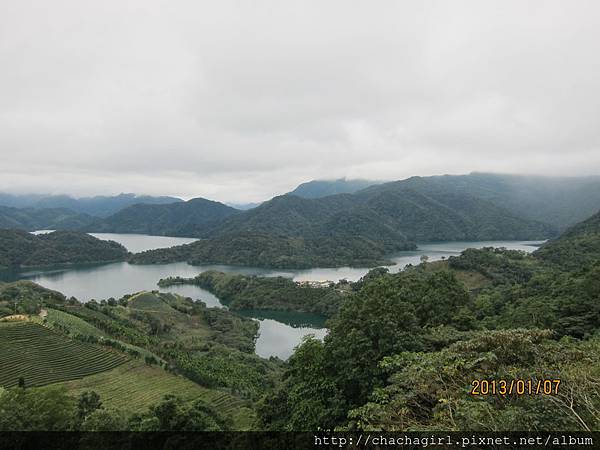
[1,0,599,202]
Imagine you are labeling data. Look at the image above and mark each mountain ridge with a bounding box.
[288,178,379,199]
[86,197,239,237]
[0,193,183,218]
[0,206,95,231]
[129,177,556,269]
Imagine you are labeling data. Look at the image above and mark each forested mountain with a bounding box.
[363,173,600,230]
[215,188,553,243]
[0,193,182,217]
[535,209,600,270]
[0,206,95,231]
[288,178,379,198]
[86,198,238,236]
[131,184,554,268]
[25,172,595,241]
[0,230,128,269]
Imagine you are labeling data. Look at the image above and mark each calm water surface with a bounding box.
[32,231,198,253]
[5,233,544,359]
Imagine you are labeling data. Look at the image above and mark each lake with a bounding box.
[3,233,544,359]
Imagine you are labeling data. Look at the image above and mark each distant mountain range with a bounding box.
[2,173,600,269]
[86,198,238,236]
[130,174,560,268]
[0,193,182,218]
[378,173,600,231]
[226,202,262,210]
[0,206,95,231]
[287,178,379,198]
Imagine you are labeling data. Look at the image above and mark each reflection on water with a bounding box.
[236,309,328,328]
[31,230,198,254]
[89,233,198,253]
[251,318,327,359]
[2,234,544,359]
[236,310,328,359]
[158,283,223,309]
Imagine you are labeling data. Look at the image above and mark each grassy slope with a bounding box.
[59,360,256,430]
[425,260,492,290]
[43,308,107,338]
[126,291,213,343]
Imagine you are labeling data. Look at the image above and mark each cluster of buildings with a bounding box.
[295,280,334,288]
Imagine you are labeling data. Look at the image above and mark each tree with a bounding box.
[143,395,227,431]
[347,330,600,432]
[81,408,129,431]
[260,336,346,430]
[0,385,76,431]
[77,391,102,423]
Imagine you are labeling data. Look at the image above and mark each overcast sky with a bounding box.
[1,1,599,202]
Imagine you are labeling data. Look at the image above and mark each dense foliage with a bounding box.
[131,232,404,269]
[448,246,539,285]
[0,387,228,431]
[0,280,67,317]
[0,229,128,269]
[159,270,349,316]
[348,330,600,431]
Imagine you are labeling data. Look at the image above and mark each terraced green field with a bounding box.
[61,361,256,429]
[44,308,107,338]
[0,322,128,388]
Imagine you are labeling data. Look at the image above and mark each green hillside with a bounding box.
[0,322,128,388]
[0,205,95,230]
[0,281,67,318]
[131,231,405,269]
[159,270,348,316]
[0,229,128,269]
[86,197,238,236]
[361,173,600,230]
[535,210,600,270]
[44,308,107,338]
[130,179,554,269]
[0,288,273,429]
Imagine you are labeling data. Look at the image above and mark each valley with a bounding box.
[0,175,599,433]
